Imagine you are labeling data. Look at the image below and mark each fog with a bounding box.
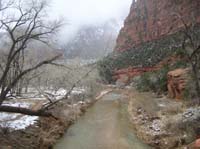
[50,0,132,42]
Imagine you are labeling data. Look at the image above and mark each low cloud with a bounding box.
[49,0,132,43]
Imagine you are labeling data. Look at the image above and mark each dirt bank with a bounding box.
[0,89,112,149]
[126,88,200,149]
[0,101,89,149]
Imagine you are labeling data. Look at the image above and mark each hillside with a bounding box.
[98,0,200,85]
[115,0,200,52]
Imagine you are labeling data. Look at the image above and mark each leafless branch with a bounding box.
[49,62,72,70]
[42,64,97,110]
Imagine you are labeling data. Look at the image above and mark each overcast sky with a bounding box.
[49,0,132,43]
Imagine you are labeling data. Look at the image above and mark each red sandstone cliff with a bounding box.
[115,0,200,52]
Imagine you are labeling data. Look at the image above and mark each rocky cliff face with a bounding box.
[115,0,200,52]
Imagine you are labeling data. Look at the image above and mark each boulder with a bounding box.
[192,139,200,149]
[167,68,189,100]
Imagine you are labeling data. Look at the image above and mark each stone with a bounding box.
[194,139,200,148]
[167,68,189,100]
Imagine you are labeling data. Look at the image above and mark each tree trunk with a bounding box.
[192,64,200,104]
[0,106,51,117]
[0,91,7,105]
[25,80,30,93]
[16,79,23,96]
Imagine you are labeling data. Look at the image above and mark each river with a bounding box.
[54,92,151,149]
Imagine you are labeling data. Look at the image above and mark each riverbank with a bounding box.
[0,88,112,149]
[1,87,199,149]
[126,88,200,149]
[0,101,90,149]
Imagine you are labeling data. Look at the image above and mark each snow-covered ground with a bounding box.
[0,114,38,130]
[0,112,21,122]
[2,102,31,108]
[0,87,86,131]
[71,87,86,95]
[11,87,86,99]
[0,101,38,131]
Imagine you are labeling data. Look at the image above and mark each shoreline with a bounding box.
[0,88,112,149]
[126,88,199,149]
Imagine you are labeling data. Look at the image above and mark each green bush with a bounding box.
[135,59,189,93]
[183,73,198,100]
[97,55,115,83]
[135,65,170,93]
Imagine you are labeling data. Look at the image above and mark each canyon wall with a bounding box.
[115,0,200,52]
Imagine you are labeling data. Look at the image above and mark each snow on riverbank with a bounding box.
[0,87,87,131]
[2,102,31,108]
[0,114,38,131]
[1,115,38,130]
[0,101,38,131]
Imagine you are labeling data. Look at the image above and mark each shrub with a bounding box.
[135,65,170,93]
[183,73,198,101]
[97,55,115,83]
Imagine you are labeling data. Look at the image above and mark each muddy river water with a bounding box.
[54,92,151,149]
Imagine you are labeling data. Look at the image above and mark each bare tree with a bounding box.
[181,20,200,101]
[173,9,200,102]
[0,0,62,116]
